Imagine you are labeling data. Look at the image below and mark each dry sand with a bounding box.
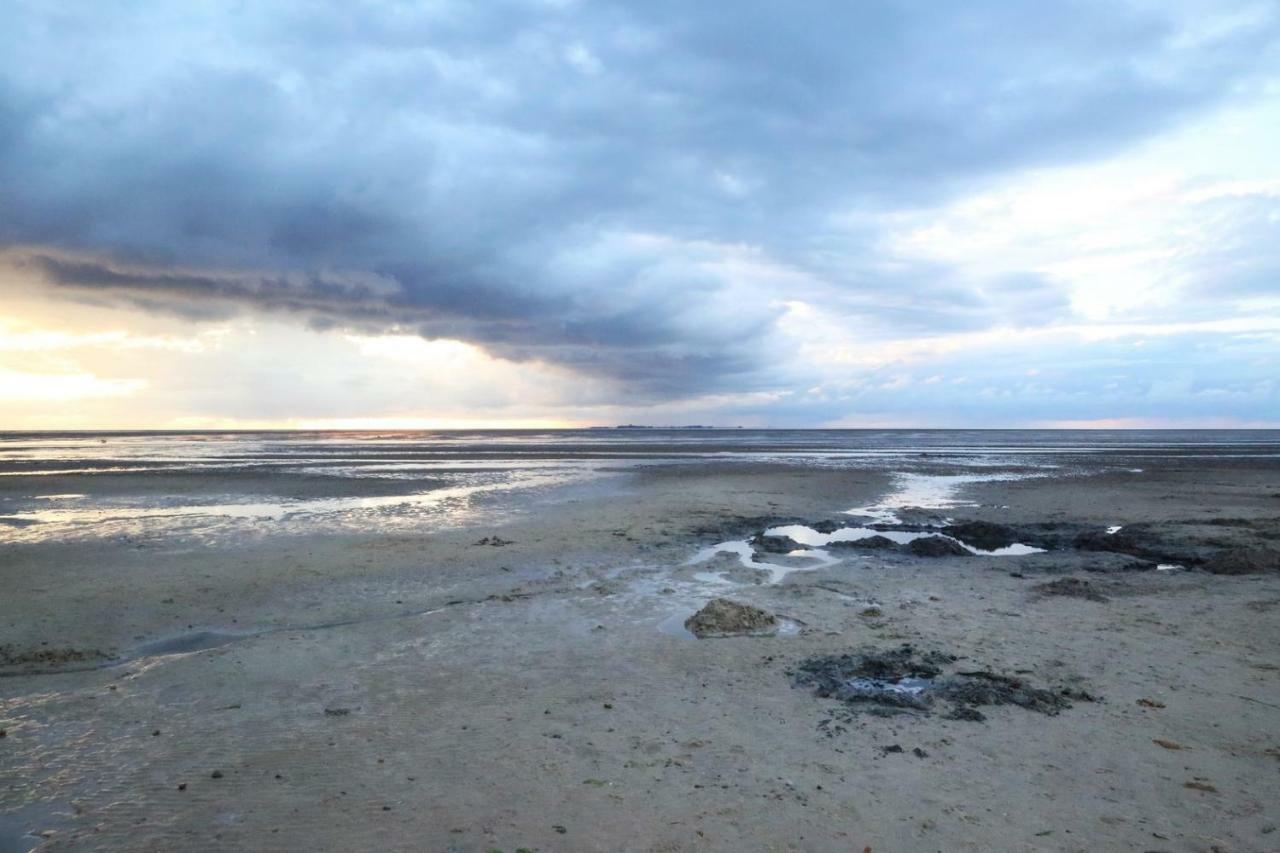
[2,458,1279,851]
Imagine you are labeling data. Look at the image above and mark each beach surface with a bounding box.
[2,430,1279,851]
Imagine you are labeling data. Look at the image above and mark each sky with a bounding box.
[1,0,1278,429]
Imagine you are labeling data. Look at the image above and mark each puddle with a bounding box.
[0,803,61,853]
[691,570,739,588]
[132,631,247,658]
[1106,525,1123,535]
[1156,564,1183,572]
[770,524,922,548]
[4,600,453,679]
[658,612,698,639]
[687,541,839,584]
[766,523,1042,556]
[687,518,1042,589]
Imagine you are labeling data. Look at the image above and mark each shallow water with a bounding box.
[3,429,1277,546]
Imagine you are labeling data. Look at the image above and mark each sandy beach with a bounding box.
[2,432,1279,852]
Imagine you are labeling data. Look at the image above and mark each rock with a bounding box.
[684,598,778,638]
[1202,548,1280,575]
[211,770,223,779]
[810,521,842,534]
[828,535,900,550]
[943,521,1019,551]
[906,536,970,558]
[750,533,806,554]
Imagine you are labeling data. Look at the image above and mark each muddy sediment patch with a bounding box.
[943,521,1020,551]
[1031,578,1109,602]
[827,535,900,551]
[750,533,808,554]
[790,645,1081,727]
[0,643,113,675]
[1203,547,1280,575]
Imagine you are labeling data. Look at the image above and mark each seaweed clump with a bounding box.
[790,644,1076,727]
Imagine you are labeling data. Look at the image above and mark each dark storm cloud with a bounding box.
[1,0,1277,395]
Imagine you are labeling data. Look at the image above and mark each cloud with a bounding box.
[1,0,1278,417]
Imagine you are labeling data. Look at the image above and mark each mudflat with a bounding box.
[2,435,1279,852]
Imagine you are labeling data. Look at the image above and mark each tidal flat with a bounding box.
[2,430,1279,851]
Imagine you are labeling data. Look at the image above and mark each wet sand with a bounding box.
[2,451,1280,851]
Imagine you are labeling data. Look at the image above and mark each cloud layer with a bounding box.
[1,0,1278,423]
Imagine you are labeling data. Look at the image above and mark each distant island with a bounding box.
[587,424,741,429]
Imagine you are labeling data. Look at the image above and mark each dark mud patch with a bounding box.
[791,645,1080,729]
[750,533,807,554]
[0,643,113,675]
[1031,578,1109,602]
[906,536,970,558]
[0,630,248,677]
[685,598,779,638]
[827,535,900,551]
[1085,559,1159,573]
[1203,547,1280,575]
[943,521,1019,551]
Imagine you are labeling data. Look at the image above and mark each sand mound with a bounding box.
[684,598,778,638]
